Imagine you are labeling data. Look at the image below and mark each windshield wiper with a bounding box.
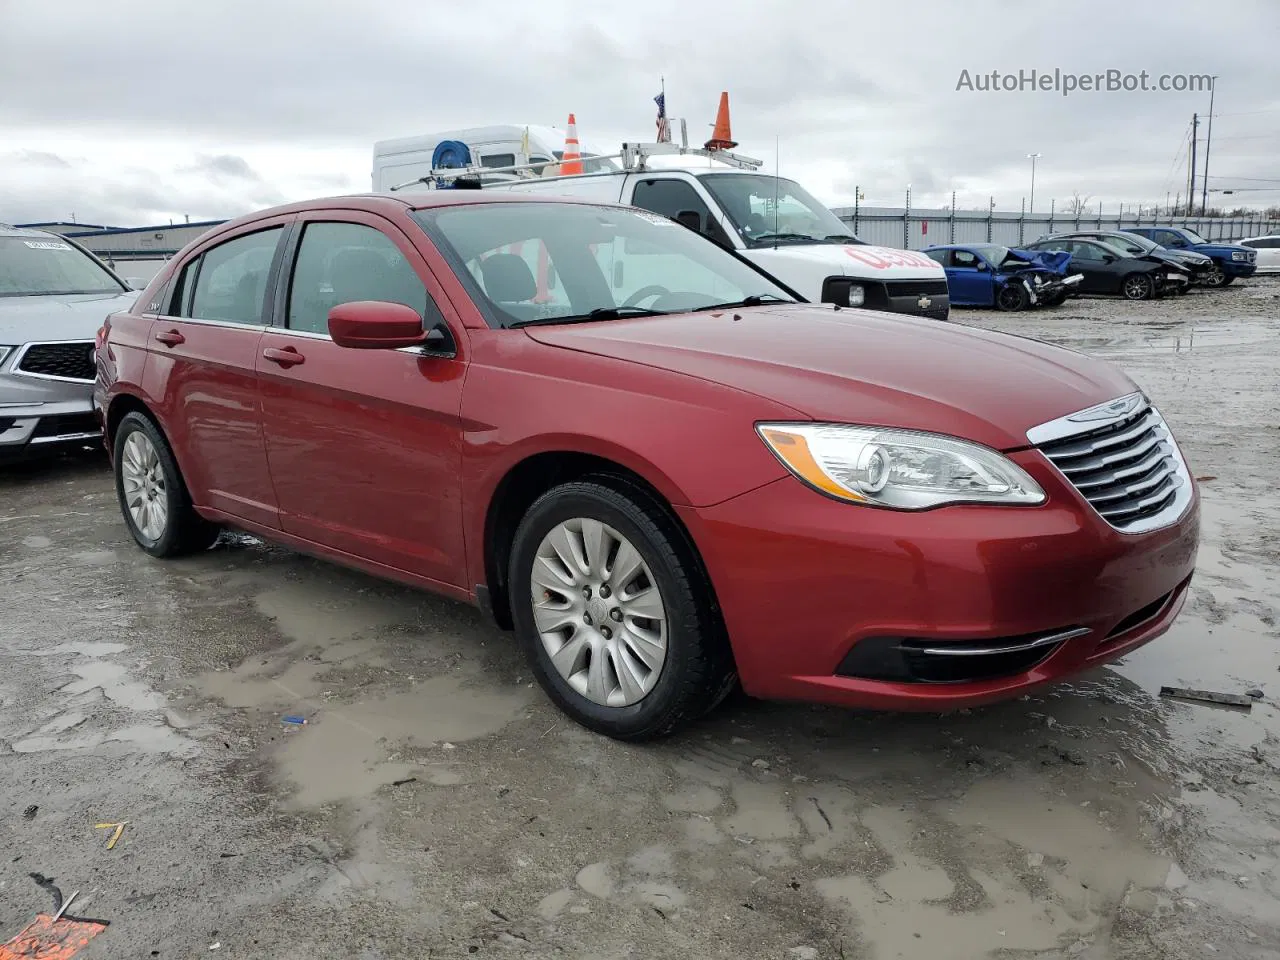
[508,306,668,328]
[691,294,792,312]
[751,232,821,244]
[824,234,862,244]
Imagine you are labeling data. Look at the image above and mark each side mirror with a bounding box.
[675,210,702,232]
[328,300,426,349]
[975,261,990,271]
[1101,253,1117,263]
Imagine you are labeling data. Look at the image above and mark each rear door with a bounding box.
[256,211,469,587]
[143,220,289,528]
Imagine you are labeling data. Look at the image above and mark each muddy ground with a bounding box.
[2,280,1277,959]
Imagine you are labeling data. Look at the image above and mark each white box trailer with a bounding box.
[374,133,950,320]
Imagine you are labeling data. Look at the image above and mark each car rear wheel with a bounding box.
[1202,261,1228,287]
[509,478,734,741]
[995,282,1029,312]
[113,411,220,558]
[1122,273,1155,301]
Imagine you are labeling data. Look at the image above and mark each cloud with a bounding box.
[1,0,1277,226]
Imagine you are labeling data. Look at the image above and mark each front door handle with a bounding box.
[154,329,185,347]
[263,346,305,368]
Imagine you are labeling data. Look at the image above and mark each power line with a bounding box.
[1207,175,1280,183]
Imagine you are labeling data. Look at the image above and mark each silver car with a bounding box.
[1,225,142,462]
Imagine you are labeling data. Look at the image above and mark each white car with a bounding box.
[1239,235,1280,274]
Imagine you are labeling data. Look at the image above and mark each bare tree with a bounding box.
[1064,192,1094,216]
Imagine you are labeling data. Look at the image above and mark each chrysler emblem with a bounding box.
[917,295,932,310]
[1066,393,1144,423]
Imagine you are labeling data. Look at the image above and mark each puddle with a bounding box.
[275,675,529,808]
[1036,321,1270,356]
[255,580,415,645]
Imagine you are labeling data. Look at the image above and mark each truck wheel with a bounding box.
[1122,274,1155,301]
[113,411,220,558]
[996,283,1029,312]
[1202,261,1228,287]
[508,478,734,741]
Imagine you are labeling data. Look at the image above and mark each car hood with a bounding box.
[1160,248,1212,264]
[752,242,945,280]
[1191,242,1254,257]
[522,304,1136,451]
[0,291,137,345]
[1001,248,1071,274]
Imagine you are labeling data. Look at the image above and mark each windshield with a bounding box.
[414,201,795,328]
[971,244,1012,262]
[697,174,858,247]
[1109,232,1157,254]
[0,236,125,297]
[1179,227,1207,244]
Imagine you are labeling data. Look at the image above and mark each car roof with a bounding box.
[197,191,632,244]
[0,223,60,240]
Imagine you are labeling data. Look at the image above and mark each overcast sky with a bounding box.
[2,0,1277,227]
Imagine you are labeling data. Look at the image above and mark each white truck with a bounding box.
[371,127,950,320]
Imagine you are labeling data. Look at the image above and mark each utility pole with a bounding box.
[1026,153,1041,213]
[1188,113,1199,215]
[1201,80,1217,216]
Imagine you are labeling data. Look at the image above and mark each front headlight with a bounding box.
[1231,251,1247,261]
[757,422,1046,509]
[846,284,865,307]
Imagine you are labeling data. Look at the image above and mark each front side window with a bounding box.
[287,222,430,335]
[414,201,794,328]
[0,235,125,297]
[697,174,858,247]
[1071,242,1106,262]
[187,227,283,324]
[952,250,981,269]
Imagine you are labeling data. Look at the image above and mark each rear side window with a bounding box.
[286,222,432,336]
[186,228,283,324]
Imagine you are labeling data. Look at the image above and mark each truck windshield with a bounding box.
[413,201,796,328]
[1179,228,1208,244]
[697,174,859,247]
[0,236,125,297]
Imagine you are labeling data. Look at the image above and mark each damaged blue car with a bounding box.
[923,243,1082,311]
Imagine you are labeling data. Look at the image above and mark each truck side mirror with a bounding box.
[675,210,702,232]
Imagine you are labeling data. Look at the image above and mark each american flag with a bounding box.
[654,92,671,143]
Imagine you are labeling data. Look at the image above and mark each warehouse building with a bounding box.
[18,219,228,281]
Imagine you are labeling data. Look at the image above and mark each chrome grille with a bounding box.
[16,341,96,382]
[1030,394,1192,534]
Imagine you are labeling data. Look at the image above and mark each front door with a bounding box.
[143,221,287,529]
[255,213,468,588]
[946,249,994,305]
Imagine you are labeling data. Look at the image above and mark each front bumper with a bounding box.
[679,451,1199,711]
[1,363,100,462]
[1222,258,1258,278]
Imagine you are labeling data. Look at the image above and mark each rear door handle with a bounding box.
[154,329,185,347]
[263,345,305,368]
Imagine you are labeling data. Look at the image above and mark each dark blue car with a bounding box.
[923,243,1082,311]
[1125,227,1257,287]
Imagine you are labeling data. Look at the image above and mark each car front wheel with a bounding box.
[113,411,220,557]
[996,282,1029,311]
[509,479,735,741]
[1202,261,1228,287]
[1122,273,1155,300]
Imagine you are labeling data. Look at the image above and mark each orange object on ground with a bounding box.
[560,113,584,174]
[704,91,738,151]
[1,914,107,959]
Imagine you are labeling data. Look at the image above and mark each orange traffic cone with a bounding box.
[704,92,738,151]
[560,114,584,174]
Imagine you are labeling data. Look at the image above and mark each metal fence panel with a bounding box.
[833,204,1280,251]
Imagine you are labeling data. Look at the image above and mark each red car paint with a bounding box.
[95,193,1199,712]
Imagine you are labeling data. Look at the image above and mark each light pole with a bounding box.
[1026,153,1042,213]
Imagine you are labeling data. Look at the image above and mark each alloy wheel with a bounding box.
[120,431,169,541]
[529,517,668,707]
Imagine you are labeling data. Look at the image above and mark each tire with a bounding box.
[113,411,220,558]
[1202,261,1228,287]
[1122,273,1155,301]
[508,478,734,741]
[1219,275,1235,287]
[995,282,1029,312]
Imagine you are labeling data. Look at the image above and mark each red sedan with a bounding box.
[94,193,1199,740]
